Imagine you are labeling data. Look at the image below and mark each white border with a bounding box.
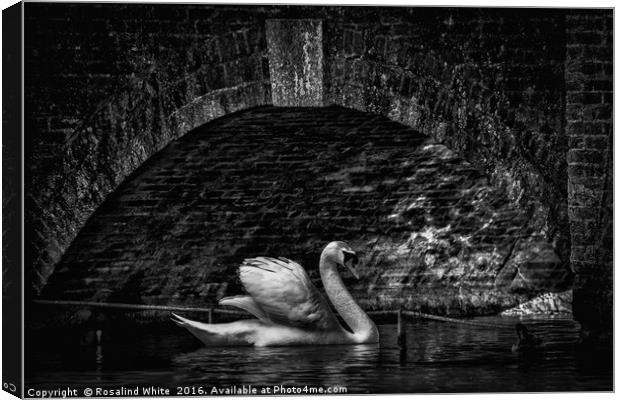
[0,2,616,400]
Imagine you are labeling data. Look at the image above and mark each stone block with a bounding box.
[266,19,324,107]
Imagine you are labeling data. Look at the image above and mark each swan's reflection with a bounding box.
[171,343,380,388]
[27,318,610,393]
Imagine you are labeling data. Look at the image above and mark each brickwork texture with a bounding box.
[564,10,613,342]
[23,5,612,338]
[38,107,568,325]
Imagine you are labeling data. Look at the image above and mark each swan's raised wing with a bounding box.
[238,257,342,331]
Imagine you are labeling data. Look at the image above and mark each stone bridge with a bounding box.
[19,5,612,341]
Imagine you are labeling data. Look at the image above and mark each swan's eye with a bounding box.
[343,250,358,265]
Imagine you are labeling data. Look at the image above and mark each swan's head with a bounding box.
[322,241,360,279]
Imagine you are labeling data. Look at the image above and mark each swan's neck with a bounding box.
[319,254,378,341]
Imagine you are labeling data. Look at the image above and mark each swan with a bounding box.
[171,241,379,347]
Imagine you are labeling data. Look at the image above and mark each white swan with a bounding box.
[171,241,379,347]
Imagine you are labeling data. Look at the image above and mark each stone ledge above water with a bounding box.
[500,290,573,317]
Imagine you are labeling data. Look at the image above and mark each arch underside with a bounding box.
[25,7,608,331]
[39,107,570,324]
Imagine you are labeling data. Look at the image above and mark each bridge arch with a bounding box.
[25,5,611,339]
[38,106,570,326]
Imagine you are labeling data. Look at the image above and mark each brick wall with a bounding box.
[25,4,273,294]
[36,107,569,326]
[324,8,570,267]
[23,5,612,334]
[26,5,572,297]
[564,10,613,342]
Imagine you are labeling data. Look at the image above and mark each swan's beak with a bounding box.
[343,250,360,279]
[346,262,360,280]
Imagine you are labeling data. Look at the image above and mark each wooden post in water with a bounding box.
[208,308,213,324]
[397,308,407,350]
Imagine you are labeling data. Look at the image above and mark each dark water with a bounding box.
[25,317,612,395]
